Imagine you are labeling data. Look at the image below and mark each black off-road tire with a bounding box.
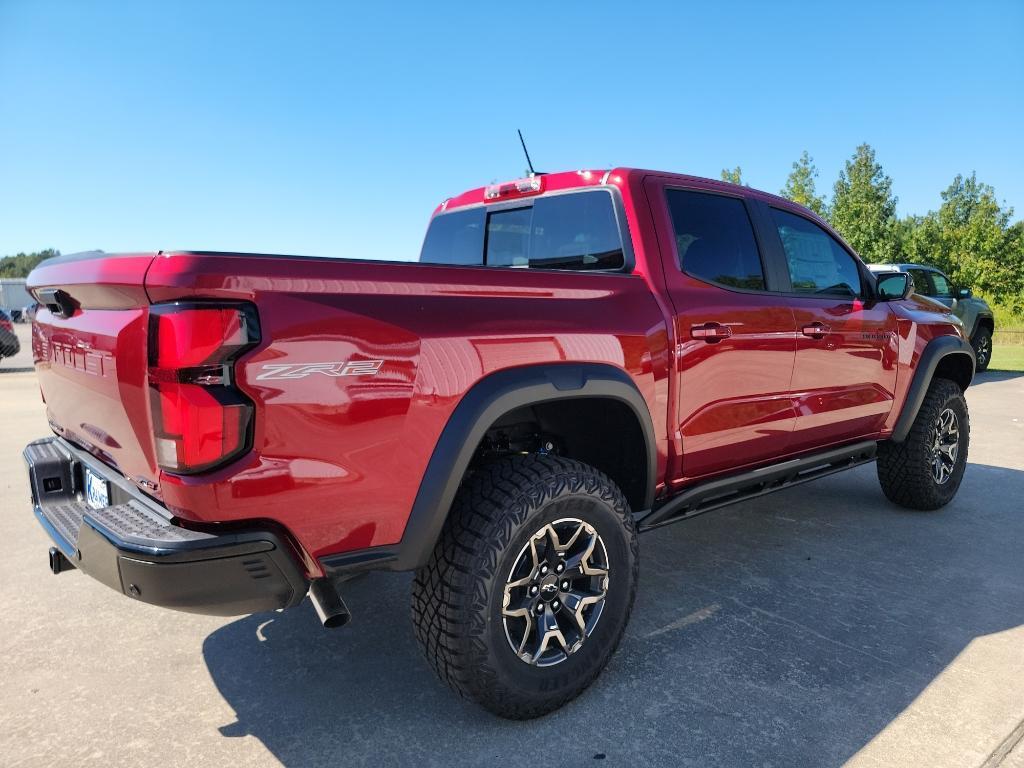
[411,454,639,719]
[971,326,992,372]
[876,378,969,510]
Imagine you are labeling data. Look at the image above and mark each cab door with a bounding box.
[645,177,798,485]
[757,203,899,449]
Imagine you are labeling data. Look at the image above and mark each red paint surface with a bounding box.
[26,169,965,576]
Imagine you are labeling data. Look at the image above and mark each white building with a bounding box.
[0,278,32,313]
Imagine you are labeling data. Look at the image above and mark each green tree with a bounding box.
[896,214,940,265]
[781,151,826,216]
[830,144,900,263]
[720,166,744,185]
[932,173,1022,309]
[0,249,60,278]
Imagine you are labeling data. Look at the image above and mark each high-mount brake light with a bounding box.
[484,175,543,201]
[147,303,260,474]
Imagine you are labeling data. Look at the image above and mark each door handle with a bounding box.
[690,322,732,343]
[801,322,831,339]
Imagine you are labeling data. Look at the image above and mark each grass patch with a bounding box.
[990,345,1024,372]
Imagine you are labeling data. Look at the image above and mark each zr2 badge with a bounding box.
[255,360,384,380]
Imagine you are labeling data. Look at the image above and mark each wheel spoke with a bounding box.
[515,613,534,657]
[502,594,533,619]
[532,605,570,663]
[564,528,607,577]
[562,588,606,639]
[557,520,588,552]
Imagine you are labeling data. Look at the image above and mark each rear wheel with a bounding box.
[971,326,992,372]
[411,454,638,719]
[877,378,969,510]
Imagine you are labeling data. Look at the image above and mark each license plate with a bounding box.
[85,468,110,510]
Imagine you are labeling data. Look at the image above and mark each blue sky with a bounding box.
[1,0,1021,260]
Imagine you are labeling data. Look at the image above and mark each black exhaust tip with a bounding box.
[308,578,351,628]
[48,547,75,575]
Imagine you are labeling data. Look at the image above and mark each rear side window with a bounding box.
[770,208,862,297]
[907,268,933,295]
[929,271,954,298]
[665,190,766,290]
[418,190,624,271]
[418,207,485,265]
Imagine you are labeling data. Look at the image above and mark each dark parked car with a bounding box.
[868,263,994,371]
[0,309,21,363]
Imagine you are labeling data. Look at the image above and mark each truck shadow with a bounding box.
[973,369,1024,384]
[203,461,1024,767]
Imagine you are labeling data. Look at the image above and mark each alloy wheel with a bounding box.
[976,335,991,367]
[931,407,960,484]
[502,518,609,667]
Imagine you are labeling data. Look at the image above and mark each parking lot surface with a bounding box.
[2,322,1022,767]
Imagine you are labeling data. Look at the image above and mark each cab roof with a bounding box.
[435,167,831,229]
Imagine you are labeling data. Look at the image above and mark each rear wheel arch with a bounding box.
[394,363,657,570]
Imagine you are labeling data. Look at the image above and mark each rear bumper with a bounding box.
[23,436,308,616]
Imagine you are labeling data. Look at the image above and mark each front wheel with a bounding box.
[877,378,970,510]
[411,455,639,719]
[971,326,992,372]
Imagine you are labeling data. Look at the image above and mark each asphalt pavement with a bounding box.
[2,321,1022,767]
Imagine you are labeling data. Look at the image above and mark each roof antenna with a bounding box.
[518,129,538,177]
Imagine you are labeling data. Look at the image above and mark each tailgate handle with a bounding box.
[36,288,77,318]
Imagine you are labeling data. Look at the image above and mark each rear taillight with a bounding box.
[147,302,260,474]
[0,316,12,332]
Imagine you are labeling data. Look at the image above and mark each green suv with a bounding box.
[868,263,995,371]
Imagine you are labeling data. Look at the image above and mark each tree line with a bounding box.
[0,249,59,279]
[725,144,1024,312]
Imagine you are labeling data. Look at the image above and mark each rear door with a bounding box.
[758,205,898,449]
[645,178,798,483]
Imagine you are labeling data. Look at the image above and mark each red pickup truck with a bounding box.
[24,168,974,718]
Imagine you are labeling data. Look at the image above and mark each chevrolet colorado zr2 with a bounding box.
[22,168,975,719]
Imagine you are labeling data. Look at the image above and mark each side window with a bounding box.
[770,208,862,297]
[485,190,625,270]
[665,190,766,290]
[418,207,485,265]
[930,271,955,298]
[908,269,933,296]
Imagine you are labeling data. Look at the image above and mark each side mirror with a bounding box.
[877,272,912,301]
[958,287,972,299]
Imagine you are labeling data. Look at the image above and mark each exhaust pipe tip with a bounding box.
[48,547,74,575]
[308,578,351,629]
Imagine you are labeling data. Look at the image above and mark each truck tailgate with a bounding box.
[28,252,160,492]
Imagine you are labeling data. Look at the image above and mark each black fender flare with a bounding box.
[968,313,994,341]
[891,336,975,443]
[390,363,658,571]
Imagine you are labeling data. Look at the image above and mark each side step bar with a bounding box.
[636,440,878,532]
